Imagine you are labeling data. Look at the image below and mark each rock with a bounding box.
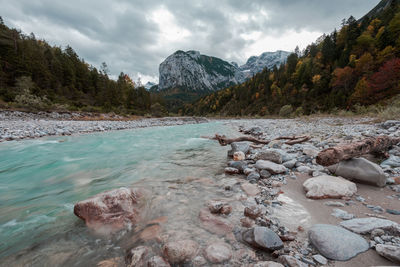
[247,172,261,183]
[278,255,308,267]
[268,140,283,149]
[244,168,255,175]
[381,155,400,168]
[73,187,145,231]
[204,242,232,263]
[228,161,248,172]
[225,167,240,175]
[255,149,283,164]
[394,176,400,185]
[241,217,255,228]
[303,175,357,199]
[207,200,232,215]
[255,160,288,174]
[244,206,263,219]
[97,258,123,267]
[138,224,161,242]
[242,227,284,252]
[163,240,198,264]
[371,229,385,238]
[303,147,319,157]
[234,151,246,161]
[260,170,272,178]
[253,261,284,267]
[148,256,171,267]
[340,217,399,234]
[199,208,234,235]
[241,182,261,196]
[328,158,386,187]
[312,254,327,265]
[375,244,400,263]
[192,256,208,266]
[308,224,369,261]
[387,209,400,215]
[324,201,345,207]
[331,209,355,220]
[297,165,312,174]
[283,159,297,169]
[127,246,149,267]
[228,142,251,157]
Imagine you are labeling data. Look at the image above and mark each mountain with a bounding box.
[183,0,400,116]
[144,82,157,90]
[158,50,246,92]
[240,50,291,77]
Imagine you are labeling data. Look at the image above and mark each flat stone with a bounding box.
[387,209,400,215]
[255,149,283,164]
[242,227,284,252]
[328,158,386,187]
[340,217,399,234]
[308,224,369,261]
[241,182,261,196]
[163,240,198,264]
[331,209,355,220]
[283,159,297,169]
[198,208,234,235]
[312,254,327,265]
[253,261,284,267]
[228,161,248,172]
[204,242,232,263]
[255,160,287,174]
[324,201,345,207]
[297,165,312,174]
[303,175,357,199]
[381,155,400,168]
[375,244,400,263]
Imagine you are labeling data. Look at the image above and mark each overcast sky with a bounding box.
[1,0,380,83]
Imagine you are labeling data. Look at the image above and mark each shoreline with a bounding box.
[0,110,209,142]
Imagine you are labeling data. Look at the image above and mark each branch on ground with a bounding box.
[316,135,400,166]
[203,134,311,146]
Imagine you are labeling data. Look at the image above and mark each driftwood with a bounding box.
[316,135,400,166]
[204,134,311,146]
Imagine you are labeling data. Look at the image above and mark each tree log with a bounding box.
[204,134,310,146]
[316,136,400,166]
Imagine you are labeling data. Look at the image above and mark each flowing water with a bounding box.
[0,122,235,266]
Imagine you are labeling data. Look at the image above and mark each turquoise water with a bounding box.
[0,122,229,265]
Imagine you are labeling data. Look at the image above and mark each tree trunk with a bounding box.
[316,135,400,166]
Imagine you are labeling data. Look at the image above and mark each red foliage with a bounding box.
[369,58,400,100]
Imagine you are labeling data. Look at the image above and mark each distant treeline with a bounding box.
[0,17,165,115]
[183,1,400,116]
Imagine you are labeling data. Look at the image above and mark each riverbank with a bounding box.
[0,110,208,142]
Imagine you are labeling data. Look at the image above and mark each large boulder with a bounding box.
[242,227,284,252]
[375,244,400,263]
[328,158,386,187]
[255,160,287,174]
[340,217,399,234]
[73,187,145,231]
[308,224,369,261]
[303,175,357,199]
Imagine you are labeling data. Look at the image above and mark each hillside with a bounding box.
[184,0,400,116]
[0,18,164,115]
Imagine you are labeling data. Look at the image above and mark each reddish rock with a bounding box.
[207,200,232,215]
[139,224,161,242]
[241,217,255,228]
[244,206,263,219]
[74,187,145,231]
[148,256,171,267]
[204,242,232,263]
[394,176,400,185]
[241,182,261,196]
[163,240,198,264]
[279,234,296,242]
[199,208,234,235]
[97,258,123,267]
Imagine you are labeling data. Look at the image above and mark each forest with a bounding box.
[183,1,400,116]
[0,17,165,116]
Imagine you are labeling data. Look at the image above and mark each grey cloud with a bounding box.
[0,0,380,82]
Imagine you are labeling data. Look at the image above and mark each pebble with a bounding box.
[312,254,327,265]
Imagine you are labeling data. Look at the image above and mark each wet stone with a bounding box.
[163,240,199,264]
[204,242,232,263]
[242,226,284,252]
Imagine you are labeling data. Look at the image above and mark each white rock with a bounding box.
[255,160,287,174]
[303,175,357,199]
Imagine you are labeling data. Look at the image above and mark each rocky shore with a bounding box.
[67,117,400,266]
[0,110,208,142]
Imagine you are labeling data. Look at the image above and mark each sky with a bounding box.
[1,0,380,84]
